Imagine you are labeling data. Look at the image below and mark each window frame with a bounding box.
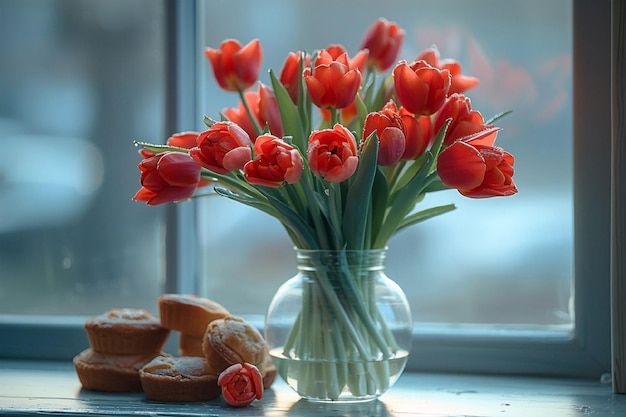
[403,0,612,377]
[0,0,614,380]
[610,0,626,392]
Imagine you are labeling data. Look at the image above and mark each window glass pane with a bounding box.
[197,0,573,327]
[0,0,166,315]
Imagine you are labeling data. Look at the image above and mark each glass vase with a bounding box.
[264,248,412,402]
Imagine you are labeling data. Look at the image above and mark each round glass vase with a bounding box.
[264,248,412,403]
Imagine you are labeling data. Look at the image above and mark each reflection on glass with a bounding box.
[0,0,166,315]
[197,0,573,327]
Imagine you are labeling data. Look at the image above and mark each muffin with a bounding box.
[84,308,170,355]
[202,316,267,374]
[158,294,230,336]
[73,348,160,392]
[139,355,221,402]
[178,333,205,357]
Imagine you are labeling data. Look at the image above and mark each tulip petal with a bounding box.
[393,63,428,114]
[132,187,157,203]
[377,126,406,166]
[232,39,262,90]
[333,69,362,108]
[158,153,203,186]
[222,146,252,171]
[324,155,359,183]
[437,141,486,190]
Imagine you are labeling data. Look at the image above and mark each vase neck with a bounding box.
[294,249,387,272]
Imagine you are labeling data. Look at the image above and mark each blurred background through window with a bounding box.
[0,0,166,315]
[197,0,574,328]
[0,0,574,329]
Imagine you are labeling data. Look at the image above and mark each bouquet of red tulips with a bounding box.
[133,18,517,400]
[134,18,516,250]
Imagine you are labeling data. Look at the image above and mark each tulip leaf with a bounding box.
[203,115,218,127]
[389,154,429,197]
[313,190,330,221]
[296,52,311,132]
[369,167,389,247]
[298,52,315,135]
[423,177,449,193]
[396,204,457,232]
[429,118,451,164]
[204,170,266,199]
[133,142,188,154]
[354,95,368,140]
[361,70,377,108]
[372,75,393,112]
[485,110,513,125]
[374,152,433,248]
[342,133,379,250]
[214,186,261,205]
[256,187,320,249]
[269,69,307,151]
[215,186,312,248]
[373,119,450,247]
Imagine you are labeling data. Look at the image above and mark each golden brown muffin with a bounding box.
[73,348,160,392]
[139,355,221,402]
[178,333,205,357]
[158,294,230,336]
[84,308,170,355]
[202,316,267,374]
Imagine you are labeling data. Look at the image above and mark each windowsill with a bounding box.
[1,360,625,416]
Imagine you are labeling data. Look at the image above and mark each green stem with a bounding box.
[335,253,393,358]
[238,88,263,136]
[312,268,372,359]
[298,173,332,249]
[327,182,344,248]
[281,307,302,356]
[276,249,404,399]
[330,107,339,126]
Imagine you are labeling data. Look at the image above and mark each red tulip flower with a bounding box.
[393,60,451,116]
[308,124,359,182]
[258,83,285,138]
[324,44,369,74]
[436,128,517,198]
[304,49,363,109]
[363,101,406,166]
[159,131,212,188]
[205,39,262,92]
[223,84,284,140]
[190,121,252,175]
[139,132,201,159]
[133,152,202,205]
[223,90,260,140]
[434,93,488,146]
[218,362,263,407]
[166,131,199,149]
[416,47,479,94]
[360,18,405,72]
[244,134,303,187]
[400,108,431,160]
[279,51,311,104]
